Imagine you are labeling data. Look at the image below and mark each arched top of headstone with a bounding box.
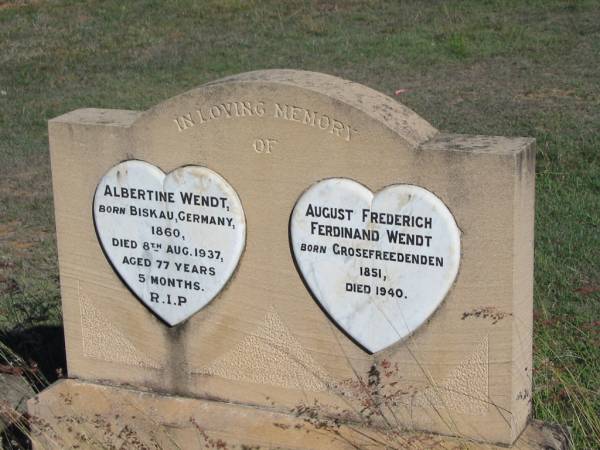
[137,69,438,150]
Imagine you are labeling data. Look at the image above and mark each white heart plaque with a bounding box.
[93,160,246,326]
[290,179,461,353]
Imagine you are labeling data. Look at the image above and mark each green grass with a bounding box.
[1,0,599,447]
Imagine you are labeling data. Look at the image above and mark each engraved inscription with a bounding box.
[174,100,265,132]
[173,112,195,132]
[290,179,461,353]
[173,100,358,142]
[253,138,278,154]
[273,103,357,142]
[93,160,246,326]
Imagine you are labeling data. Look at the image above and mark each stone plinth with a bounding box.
[29,380,568,450]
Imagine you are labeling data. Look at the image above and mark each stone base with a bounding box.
[27,379,568,449]
[1,372,34,427]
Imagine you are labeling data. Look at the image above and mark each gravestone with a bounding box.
[29,70,536,448]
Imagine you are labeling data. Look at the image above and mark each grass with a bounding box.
[0,0,599,448]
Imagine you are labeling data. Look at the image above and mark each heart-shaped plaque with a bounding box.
[290,179,461,353]
[93,160,246,326]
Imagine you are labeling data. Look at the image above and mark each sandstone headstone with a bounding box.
[32,70,535,447]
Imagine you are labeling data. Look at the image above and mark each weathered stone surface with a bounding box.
[0,372,34,430]
[29,380,566,450]
[44,70,535,445]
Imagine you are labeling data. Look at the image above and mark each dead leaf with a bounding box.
[575,285,600,295]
